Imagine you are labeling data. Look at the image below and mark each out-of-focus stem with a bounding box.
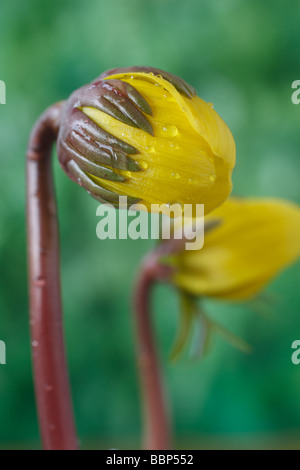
[133,254,173,450]
[26,102,78,450]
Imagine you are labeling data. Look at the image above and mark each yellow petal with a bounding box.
[174,197,300,300]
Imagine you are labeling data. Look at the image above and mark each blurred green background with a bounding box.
[1,0,300,449]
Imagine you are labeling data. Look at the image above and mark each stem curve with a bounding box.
[133,254,173,450]
[26,102,78,450]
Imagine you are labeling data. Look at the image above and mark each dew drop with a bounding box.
[169,142,179,150]
[145,146,155,154]
[44,383,53,392]
[172,172,180,180]
[139,161,148,170]
[161,125,178,137]
[122,171,132,179]
[32,340,39,348]
[210,174,216,182]
[34,277,46,288]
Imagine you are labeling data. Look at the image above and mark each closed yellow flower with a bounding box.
[172,198,300,301]
[58,67,235,214]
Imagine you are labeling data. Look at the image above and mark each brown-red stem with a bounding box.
[133,254,173,450]
[26,102,78,450]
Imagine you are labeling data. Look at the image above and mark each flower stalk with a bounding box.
[132,220,223,449]
[26,102,78,450]
[133,252,174,450]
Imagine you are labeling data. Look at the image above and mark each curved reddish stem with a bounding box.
[133,255,174,450]
[26,102,78,450]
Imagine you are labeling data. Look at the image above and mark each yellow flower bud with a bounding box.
[79,68,235,214]
[172,198,300,300]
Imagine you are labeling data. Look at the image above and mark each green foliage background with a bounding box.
[0,0,300,449]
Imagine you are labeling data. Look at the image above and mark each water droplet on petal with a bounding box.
[145,146,155,154]
[160,125,178,137]
[209,174,216,182]
[168,142,179,151]
[122,171,132,179]
[32,340,39,348]
[139,161,148,170]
